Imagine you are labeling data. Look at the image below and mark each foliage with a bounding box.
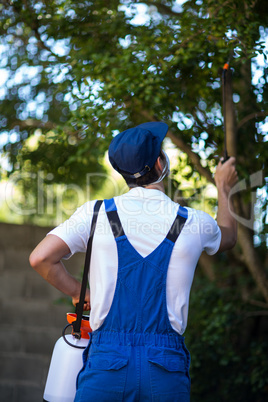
[0,0,267,225]
[0,0,267,397]
[186,270,268,401]
[0,0,267,182]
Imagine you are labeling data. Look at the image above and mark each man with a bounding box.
[30,122,238,401]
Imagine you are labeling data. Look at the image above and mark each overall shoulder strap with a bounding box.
[166,205,188,243]
[104,198,125,239]
[72,199,103,337]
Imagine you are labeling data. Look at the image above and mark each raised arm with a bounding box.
[29,234,90,309]
[214,157,238,253]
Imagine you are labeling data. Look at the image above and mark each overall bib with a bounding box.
[75,198,191,402]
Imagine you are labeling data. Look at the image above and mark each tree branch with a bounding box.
[245,299,268,309]
[243,311,268,318]
[9,119,81,138]
[237,111,268,130]
[173,29,205,51]
[10,119,56,131]
[166,128,215,184]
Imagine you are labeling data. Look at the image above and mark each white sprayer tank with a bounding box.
[43,313,90,402]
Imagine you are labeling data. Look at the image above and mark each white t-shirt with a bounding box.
[48,187,221,335]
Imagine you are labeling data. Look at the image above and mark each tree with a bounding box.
[0,0,267,399]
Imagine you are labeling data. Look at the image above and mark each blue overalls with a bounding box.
[75,198,191,402]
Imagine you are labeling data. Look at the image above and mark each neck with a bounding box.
[144,181,165,193]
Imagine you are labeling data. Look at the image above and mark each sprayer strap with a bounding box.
[72,200,103,337]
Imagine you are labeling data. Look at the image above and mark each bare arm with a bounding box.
[29,234,90,309]
[214,157,238,253]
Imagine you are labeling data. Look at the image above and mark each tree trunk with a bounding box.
[238,223,268,302]
[225,60,268,302]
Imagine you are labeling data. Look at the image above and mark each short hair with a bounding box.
[122,150,165,187]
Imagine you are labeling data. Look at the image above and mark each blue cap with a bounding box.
[108,122,168,178]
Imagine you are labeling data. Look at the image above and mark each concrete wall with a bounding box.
[0,222,85,401]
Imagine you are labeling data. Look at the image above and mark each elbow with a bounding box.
[29,250,47,271]
[29,251,40,271]
[218,227,237,253]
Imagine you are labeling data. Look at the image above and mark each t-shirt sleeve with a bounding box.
[198,210,222,255]
[47,201,94,259]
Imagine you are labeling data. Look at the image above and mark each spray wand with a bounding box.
[221,62,230,163]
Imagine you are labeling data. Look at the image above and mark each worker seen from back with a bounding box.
[30,122,238,401]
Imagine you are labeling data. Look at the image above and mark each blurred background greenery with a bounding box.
[0,0,267,400]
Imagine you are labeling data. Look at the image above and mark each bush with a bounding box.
[185,274,268,402]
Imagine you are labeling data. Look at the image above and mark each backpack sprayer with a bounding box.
[43,201,103,402]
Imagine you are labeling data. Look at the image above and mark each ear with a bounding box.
[155,156,164,172]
